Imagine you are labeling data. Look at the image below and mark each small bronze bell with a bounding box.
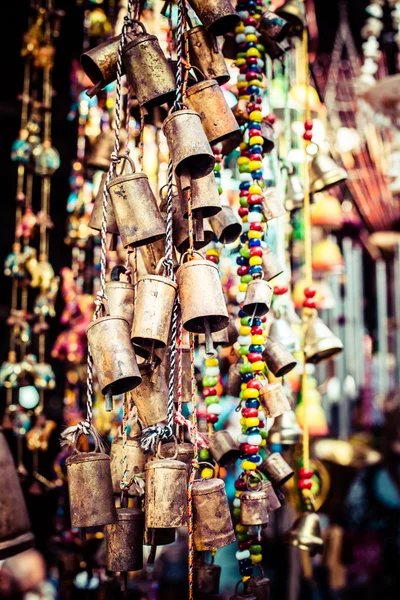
[131,362,169,427]
[178,170,222,219]
[86,128,126,171]
[262,338,296,377]
[186,79,240,145]
[226,363,241,397]
[81,35,123,97]
[160,441,194,473]
[277,410,303,445]
[285,170,304,210]
[240,489,269,525]
[105,266,134,329]
[144,457,188,528]
[186,26,230,84]
[261,479,281,512]
[193,476,235,550]
[163,109,215,179]
[0,431,34,559]
[230,580,257,600]
[140,238,175,275]
[276,0,307,34]
[262,246,283,281]
[194,562,221,597]
[107,155,165,249]
[187,0,240,36]
[110,436,146,496]
[304,313,343,363]
[106,507,144,572]
[66,448,117,528]
[208,430,240,467]
[122,21,176,108]
[310,154,347,194]
[89,173,119,244]
[209,205,242,244]
[262,187,286,221]
[263,37,290,60]
[257,10,290,43]
[259,451,294,487]
[242,279,273,317]
[269,318,301,353]
[245,570,271,600]
[258,381,291,418]
[285,512,324,555]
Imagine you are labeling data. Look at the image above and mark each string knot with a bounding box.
[140,424,173,452]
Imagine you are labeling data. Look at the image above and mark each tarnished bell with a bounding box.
[186,26,230,85]
[259,381,291,418]
[144,527,176,546]
[257,10,290,43]
[259,452,294,487]
[240,489,269,525]
[107,155,165,249]
[285,171,304,210]
[208,430,240,467]
[262,187,286,221]
[260,120,275,154]
[262,246,284,281]
[131,362,168,427]
[264,37,290,59]
[226,363,241,396]
[194,563,221,597]
[261,479,281,512]
[105,266,134,329]
[89,173,119,237]
[243,279,273,317]
[145,458,188,528]
[262,338,297,377]
[245,571,271,600]
[178,170,221,219]
[186,79,240,145]
[278,410,303,445]
[160,442,194,473]
[304,314,343,363]
[209,205,242,244]
[276,0,307,33]
[310,154,347,194]
[81,35,123,97]
[140,238,177,275]
[230,581,257,600]
[269,318,301,353]
[66,449,117,528]
[0,431,34,559]
[187,0,240,36]
[163,109,215,179]
[106,508,144,572]
[122,21,176,108]
[193,476,235,550]
[110,437,146,496]
[86,129,115,171]
[285,512,324,556]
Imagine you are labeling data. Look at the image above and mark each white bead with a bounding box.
[238,335,252,346]
[237,10,249,19]
[247,212,263,223]
[236,550,250,560]
[207,403,221,415]
[260,240,267,249]
[244,26,256,34]
[237,73,246,82]
[205,366,220,377]
[235,33,246,44]
[237,292,246,303]
[257,59,264,69]
[366,3,383,18]
[239,172,252,182]
[242,222,250,232]
[233,498,241,508]
[258,410,265,421]
[247,433,262,445]
[238,434,248,444]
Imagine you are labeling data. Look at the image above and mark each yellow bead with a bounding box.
[249,160,262,171]
[236,523,248,533]
[242,215,248,223]
[201,467,214,479]
[249,110,262,122]
[248,230,262,239]
[242,576,251,583]
[251,360,265,371]
[245,417,260,427]
[235,58,246,66]
[235,491,242,497]
[237,81,248,89]
[235,23,245,33]
[249,184,263,194]
[237,156,250,165]
[241,383,247,391]
[251,335,265,345]
[206,248,219,256]
[205,357,219,367]
[239,283,248,292]
[249,256,262,266]
[253,13,261,19]
[239,142,249,151]
[249,135,264,147]
[245,34,258,42]
[241,459,257,471]
[244,388,259,399]
[248,79,263,88]
[251,554,263,564]
[259,439,267,447]
[246,48,261,58]
[241,95,251,101]
[240,417,246,426]
[240,326,251,336]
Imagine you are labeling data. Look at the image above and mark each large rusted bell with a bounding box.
[262,187,286,221]
[262,338,296,377]
[106,508,144,572]
[160,441,194,473]
[86,129,126,171]
[194,563,221,597]
[276,0,307,34]
[257,10,290,43]
[162,109,215,179]
[131,362,169,427]
[89,173,119,242]
[243,279,273,317]
[285,512,324,555]
[0,431,34,559]
[259,381,291,418]
[105,266,134,329]
[304,312,343,363]
[81,35,123,97]
[66,449,117,528]
[209,205,242,244]
[261,479,281,512]
[240,489,269,525]
[187,0,239,35]
[107,155,165,249]
[144,458,188,528]
[122,21,176,108]
[245,570,271,600]
[226,363,241,396]
[186,26,230,84]
[310,154,347,194]
[262,246,283,281]
[193,476,235,550]
[110,436,146,496]
[208,430,240,467]
[178,170,221,220]
[259,452,294,487]
[186,79,240,145]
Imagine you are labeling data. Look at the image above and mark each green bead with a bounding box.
[260,429,267,439]
[250,544,262,554]
[241,274,253,284]
[199,449,210,460]
[240,247,251,258]
[214,163,221,172]
[242,425,247,434]
[237,533,250,542]
[241,317,251,326]
[240,390,246,400]
[218,186,223,194]
[257,74,263,81]
[240,363,252,374]
[240,197,248,207]
[238,346,249,356]
[237,52,247,59]
[233,507,241,518]
[256,44,265,53]
[239,164,250,173]
[205,395,219,406]
[202,376,218,387]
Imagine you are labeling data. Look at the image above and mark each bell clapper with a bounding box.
[148,543,157,565]
[120,571,128,592]
[195,211,204,241]
[105,391,113,412]
[204,317,214,356]
[80,527,86,541]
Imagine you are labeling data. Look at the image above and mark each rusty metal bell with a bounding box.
[105,266,134,329]
[245,571,271,600]
[230,580,257,600]
[186,26,230,85]
[243,279,273,317]
[259,381,291,418]
[110,436,146,496]
[199,317,238,347]
[194,563,221,597]
[162,109,215,179]
[0,431,34,558]
[262,187,286,221]
[261,479,281,512]
[178,170,221,220]
[66,448,117,528]
[144,457,188,528]
[208,430,240,467]
[259,452,294,487]
[284,512,324,555]
[304,312,343,363]
[262,338,297,377]
[81,35,123,97]
[89,173,119,242]
[187,0,240,35]
[160,441,194,473]
[193,476,235,550]
[186,79,240,145]
[86,128,126,171]
[122,21,176,108]
[107,155,165,249]
[269,317,301,353]
[276,0,307,34]
[263,37,290,59]
[209,205,242,244]
[226,363,242,396]
[258,10,290,43]
[310,154,347,194]
[240,489,269,525]
[131,362,169,427]
[262,246,283,281]
[106,507,144,572]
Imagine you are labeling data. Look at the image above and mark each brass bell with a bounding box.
[160,441,194,473]
[110,436,146,496]
[193,475,235,550]
[144,456,188,528]
[162,109,215,179]
[261,479,281,512]
[269,318,301,353]
[285,512,324,556]
[245,570,271,600]
[186,26,230,85]
[122,21,176,108]
[242,279,273,317]
[262,246,283,281]
[105,266,134,329]
[277,410,303,445]
[230,580,257,600]
[259,452,294,487]
[259,381,291,418]
[285,170,304,210]
[257,10,290,43]
[310,154,347,194]
[106,507,144,572]
[226,363,241,396]
[187,0,240,36]
[178,170,222,220]
[81,35,123,97]
[131,362,169,427]
[262,187,286,221]
[262,338,296,377]
[88,173,119,245]
[209,205,242,244]
[66,448,117,528]
[86,129,118,171]
[107,155,165,249]
[276,0,307,34]
[0,431,34,559]
[194,562,221,597]
[208,430,240,467]
[304,312,343,363]
[140,238,174,275]
[186,79,240,145]
[240,489,269,525]
[144,527,176,546]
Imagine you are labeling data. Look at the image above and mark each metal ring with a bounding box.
[157,435,179,460]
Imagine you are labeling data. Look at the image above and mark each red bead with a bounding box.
[214,155,222,163]
[298,467,314,479]
[298,478,313,490]
[261,316,267,323]
[247,379,262,390]
[206,255,219,265]
[240,150,250,157]
[246,71,259,81]
[203,387,217,397]
[250,247,263,257]
[238,88,248,96]
[304,286,316,298]
[273,285,288,295]
[250,222,263,232]
[238,541,252,550]
[258,421,265,428]
[212,145,221,154]
[249,534,262,543]
[242,408,259,418]
[304,120,313,131]
[249,153,263,162]
[247,102,256,111]
[266,113,276,125]
[241,444,260,455]
[303,298,316,309]
[238,207,249,217]
[238,266,249,276]
[206,414,219,424]
[303,131,313,141]
[239,65,248,74]
[248,194,263,205]
[239,190,249,197]
[235,478,247,491]
[255,96,262,104]
[247,352,263,363]
[250,325,263,336]
[244,17,258,26]
[249,129,262,139]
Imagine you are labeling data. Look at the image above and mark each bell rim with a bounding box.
[114,507,145,522]
[194,530,236,551]
[162,108,202,130]
[310,171,347,194]
[0,532,35,561]
[143,527,176,546]
[123,232,166,250]
[212,220,242,244]
[207,125,242,146]
[192,477,225,495]
[66,451,111,466]
[104,374,142,396]
[304,340,343,364]
[137,274,178,290]
[186,78,219,96]
[107,172,149,189]
[122,33,158,53]
[258,10,292,43]
[182,314,229,334]
[187,204,222,219]
[144,458,188,471]
[176,257,219,274]
[174,154,215,180]
[205,14,241,37]
[86,315,129,334]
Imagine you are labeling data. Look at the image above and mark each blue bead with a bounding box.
[248,85,260,95]
[249,345,263,353]
[248,317,262,327]
[246,426,260,435]
[240,566,254,576]
[245,399,260,409]
[245,42,257,49]
[239,181,251,191]
[248,204,263,212]
[237,256,248,266]
[240,233,248,244]
[248,122,261,130]
[241,372,254,383]
[238,558,253,568]
[249,239,261,247]
[238,308,247,318]
[247,454,262,464]
[249,265,263,276]
[249,144,263,154]
[251,169,264,179]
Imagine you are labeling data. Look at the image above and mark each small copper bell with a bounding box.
[285,170,304,210]
[261,479,281,512]
[105,266,134,329]
[144,456,188,528]
[226,363,241,396]
[259,452,294,487]
[246,572,271,600]
[81,35,123,97]
[106,507,144,572]
[242,279,273,317]
[262,338,296,377]
[304,312,343,363]
[187,0,240,36]
[208,430,240,467]
[186,26,230,84]
[194,562,221,597]
[259,381,291,418]
[285,512,324,555]
[110,436,146,496]
[262,246,283,281]
[0,431,34,559]
[262,187,286,221]
[269,318,301,353]
[209,205,242,244]
[276,0,307,34]
[257,10,290,43]
[240,489,269,525]
[276,410,303,445]
[162,109,215,179]
[86,129,126,171]
[140,238,176,275]
[88,173,119,245]
[193,475,235,550]
[122,21,176,108]
[107,155,165,249]
[310,154,347,194]
[178,170,222,219]
[131,362,169,427]
[160,441,194,473]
